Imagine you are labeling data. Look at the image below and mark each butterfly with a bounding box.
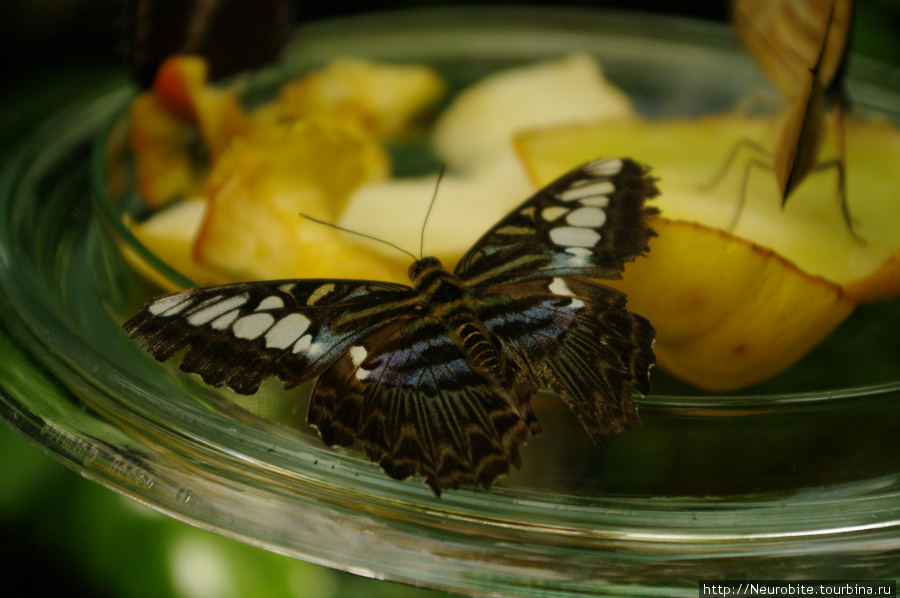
[709,0,858,238]
[123,157,659,496]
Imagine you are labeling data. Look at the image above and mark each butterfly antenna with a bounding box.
[419,164,445,259]
[299,213,417,262]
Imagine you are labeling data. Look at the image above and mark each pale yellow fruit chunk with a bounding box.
[278,58,445,139]
[193,120,408,283]
[125,198,230,289]
[431,53,635,172]
[607,218,855,390]
[340,152,534,266]
[517,115,900,390]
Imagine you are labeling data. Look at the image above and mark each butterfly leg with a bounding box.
[808,157,864,243]
[728,156,773,231]
[700,136,770,194]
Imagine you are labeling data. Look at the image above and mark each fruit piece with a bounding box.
[193,120,407,283]
[340,151,534,265]
[604,217,855,390]
[517,115,900,300]
[153,55,250,157]
[278,58,445,139]
[516,114,900,390]
[125,198,232,289]
[128,93,204,209]
[128,55,250,208]
[431,53,635,173]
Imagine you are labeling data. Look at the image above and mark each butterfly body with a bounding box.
[124,158,659,495]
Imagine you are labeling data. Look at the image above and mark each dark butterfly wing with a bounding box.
[455,158,659,287]
[457,158,659,445]
[123,279,417,394]
[477,277,655,444]
[307,315,534,495]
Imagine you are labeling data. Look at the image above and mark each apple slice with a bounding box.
[516,114,900,390]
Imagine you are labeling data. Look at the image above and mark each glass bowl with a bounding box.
[2,7,899,597]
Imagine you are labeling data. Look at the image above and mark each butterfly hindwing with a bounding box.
[307,315,533,495]
[123,279,417,394]
[476,276,654,444]
[456,158,659,286]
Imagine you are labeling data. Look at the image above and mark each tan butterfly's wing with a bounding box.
[772,74,828,200]
[732,0,853,95]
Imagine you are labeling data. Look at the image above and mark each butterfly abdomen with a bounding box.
[411,256,507,381]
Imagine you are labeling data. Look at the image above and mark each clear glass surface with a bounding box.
[1,8,899,597]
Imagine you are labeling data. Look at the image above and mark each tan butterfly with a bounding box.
[711,0,858,238]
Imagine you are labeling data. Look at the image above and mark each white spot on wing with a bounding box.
[265,314,311,349]
[307,283,335,306]
[584,158,623,176]
[565,246,592,266]
[549,277,573,296]
[349,345,367,367]
[293,334,325,358]
[149,294,193,316]
[187,294,249,326]
[233,313,275,340]
[565,206,606,228]
[549,278,585,310]
[549,226,601,247]
[541,206,567,222]
[350,346,374,380]
[578,195,609,208]
[293,334,312,354]
[557,180,615,202]
[256,296,284,311]
[211,309,240,330]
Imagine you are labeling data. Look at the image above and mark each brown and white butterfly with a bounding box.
[123,158,659,496]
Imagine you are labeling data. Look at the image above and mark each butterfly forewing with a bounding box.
[456,159,659,286]
[123,279,417,394]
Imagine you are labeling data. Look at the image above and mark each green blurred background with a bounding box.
[1,1,898,597]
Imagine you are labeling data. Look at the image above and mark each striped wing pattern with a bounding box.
[124,158,658,495]
[456,158,659,286]
[308,316,536,495]
[476,277,654,445]
[122,279,417,394]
